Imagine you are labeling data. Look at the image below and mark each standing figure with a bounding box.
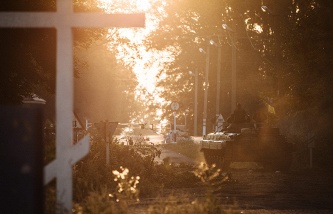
[227,103,250,123]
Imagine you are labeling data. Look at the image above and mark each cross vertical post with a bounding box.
[0,0,145,211]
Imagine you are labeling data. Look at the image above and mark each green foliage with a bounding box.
[43,140,55,165]
[0,28,56,104]
[45,131,239,213]
[147,0,333,169]
[44,181,56,214]
[0,0,56,11]
[147,194,222,214]
[147,163,236,214]
[193,162,228,195]
[111,166,140,202]
[147,0,270,121]
[146,194,243,214]
[74,167,140,214]
[75,188,116,214]
[148,0,333,119]
[0,1,108,104]
[70,133,201,201]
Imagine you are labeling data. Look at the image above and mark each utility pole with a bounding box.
[216,44,222,118]
[203,44,210,136]
[189,69,198,136]
[231,20,237,112]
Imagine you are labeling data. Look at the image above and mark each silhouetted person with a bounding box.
[227,103,250,123]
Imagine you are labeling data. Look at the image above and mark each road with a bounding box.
[155,147,200,165]
[113,127,165,145]
[114,126,203,145]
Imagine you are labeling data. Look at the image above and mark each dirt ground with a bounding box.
[218,169,333,213]
[154,148,333,213]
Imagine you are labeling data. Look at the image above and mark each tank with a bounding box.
[200,120,293,171]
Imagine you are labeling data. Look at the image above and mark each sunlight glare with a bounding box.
[96,0,170,124]
[253,23,263,33]
[98,0,169,94]
[98,0,151,13]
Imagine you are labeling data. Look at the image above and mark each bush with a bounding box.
[45,132,233,213]
[146,163,236,214]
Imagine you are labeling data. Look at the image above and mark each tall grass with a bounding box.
[44,132,236,213]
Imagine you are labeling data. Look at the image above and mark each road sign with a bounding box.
[171,102,179,111]
[95,121,118,142]
[107,122,118,141]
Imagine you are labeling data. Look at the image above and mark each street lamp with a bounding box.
[199,44,210,136]
[261,5,274,15]
[222,23,237,112]
[184,108,189,131]
[189,70,198,136]
[222,23,234,32]
[199,48,206,54]
[209,39,222,125]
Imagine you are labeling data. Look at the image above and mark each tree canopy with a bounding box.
[0,0,110,105]
[146,0,333,134]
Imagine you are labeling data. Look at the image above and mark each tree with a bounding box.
[147,0,333,167]
[0,28,56,104]
[146,0,268,133]
[0,0,107,104]
[74,38,138,122]
[147,0,332,118]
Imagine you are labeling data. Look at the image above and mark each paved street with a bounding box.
[113,124,203,145]
[191,136,203,144]
[113,126,165,145]
[155,147,200,165]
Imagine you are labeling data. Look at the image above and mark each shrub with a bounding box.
[45,132,231,213]
[146,163,236,214]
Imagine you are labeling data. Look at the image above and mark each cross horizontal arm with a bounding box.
[0,12,145,28]
[67,135,90,166]
[44,159,57,185]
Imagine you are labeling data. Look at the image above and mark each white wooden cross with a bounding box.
[0,0,145,211]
